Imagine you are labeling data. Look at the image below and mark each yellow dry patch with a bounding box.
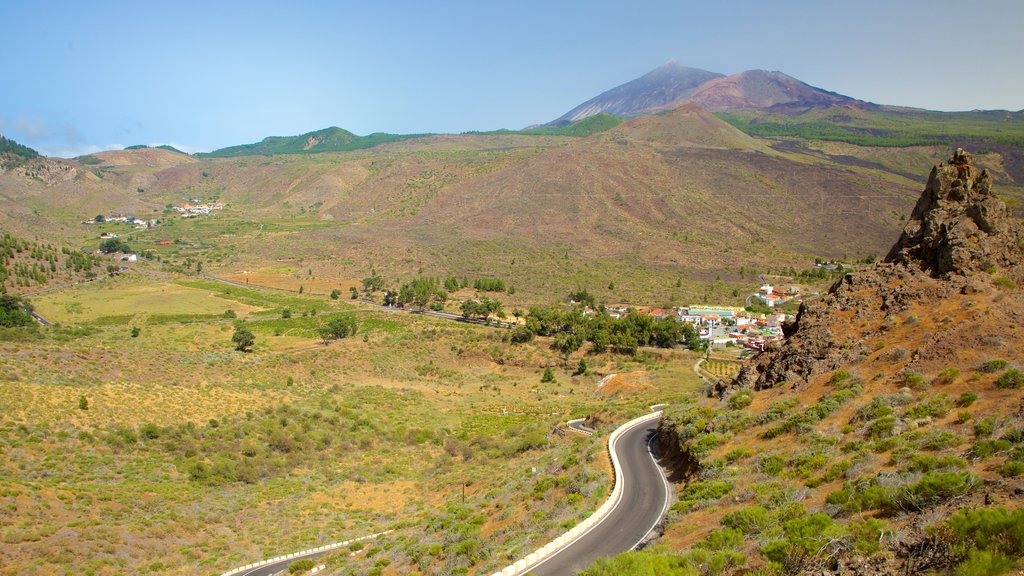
[597,371,652,396]
[306,481,419,514]
[34,277,265,323]
[0,380,287,428]
[221,272,359,296]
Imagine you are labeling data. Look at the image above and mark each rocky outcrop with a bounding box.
[654,420,702,482]
[731,150,1023,392]
[886,148,1021,276]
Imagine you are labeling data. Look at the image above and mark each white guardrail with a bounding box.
[218,530,391,576]
[489,409,663,576]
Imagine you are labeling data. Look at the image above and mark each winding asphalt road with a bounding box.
[526,413,670,576]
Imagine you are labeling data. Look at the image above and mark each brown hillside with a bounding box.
[86,147,196,168]
[654,150,1024,574]
[0,116,922,303]
[688,69,854,113]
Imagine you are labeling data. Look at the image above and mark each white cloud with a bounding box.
[37,143,124,159]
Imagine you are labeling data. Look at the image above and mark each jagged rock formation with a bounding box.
[731,149,1023,392]
[886,148,1020,276]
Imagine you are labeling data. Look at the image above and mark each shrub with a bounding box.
[867,416,897,439]
[288,559,315,573]
[758,454,785,476]
[578,551,697,576]
[885,347,909,362]
[850,518,888,555]
[956,391,978,407]
[232,326,255,352]
[948,507,1024,556]
[953,550,1015,576]
[509,326,534,344]
[992,276,1017,290]
[971,438,1012,458]
[995,369,1023,389]
[974,418,997,438]
[673,480,733,512]
[932,367,960,386]
[998,460,1024,477]
[761,513,847,565]
[980,359,1007,373]
[904,371,927,390]
[721,505,773,535]
[728,390,753,410]
[905,393,952,419]
[904,454,966,473]
[829,370,850,386]
[222,309,237,318]
[724,447,753,462]
[540,367,555,383]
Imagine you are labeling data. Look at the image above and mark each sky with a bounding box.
[1,0,1022,157]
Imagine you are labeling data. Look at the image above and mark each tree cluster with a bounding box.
[0,294,34,327]
[318,315,357,343]
[99,237,131,254]
[520,305,700,355]
[395,277,447,309]
[461,297,504,324]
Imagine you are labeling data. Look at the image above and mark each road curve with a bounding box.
[518,413,671,576]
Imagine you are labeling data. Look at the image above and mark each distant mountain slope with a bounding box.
[610,103,773,152]
[199,126,429,158]
[83,147,197,168]
[549,63,865,124]
[549,61,723,126]
[0,135,40,169]
[687,69,856,113]
[125,144,189,155]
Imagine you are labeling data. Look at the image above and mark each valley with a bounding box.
[1,55,1023,576]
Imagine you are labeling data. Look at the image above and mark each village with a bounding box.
[584,280,801,353]
[80,200,224,227]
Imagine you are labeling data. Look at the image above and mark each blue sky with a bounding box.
[1,0,1022,157]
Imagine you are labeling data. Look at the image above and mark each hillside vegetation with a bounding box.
[0,135,39,169]
[0,231,107,295]
[719,107,1024,148]
[594,151,1024,575]
[199,126,430,158]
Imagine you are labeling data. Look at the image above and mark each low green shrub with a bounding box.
[721,505,773,535]
[932,367,960,386]
[998,460,1024,477]
[728,390,753,410]
[905,393,951,419]
[948,507,1024,556]
[980,359,1007,373]
[758,454,786,476]
[974,417,997,437]
[995,369,1023,389]
[956,391,978,407]
[672,480,733,512]
[288,559,315,573]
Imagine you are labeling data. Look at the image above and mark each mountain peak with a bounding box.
[551,63,861,123]
[549,62,724,126]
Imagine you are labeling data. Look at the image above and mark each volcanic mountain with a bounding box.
[549,60,724,126]
[550,62,860,124]
[687,69,857,113]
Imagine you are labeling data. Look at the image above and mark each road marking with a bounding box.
[632,432,672,550]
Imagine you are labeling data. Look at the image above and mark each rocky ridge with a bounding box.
[732,149,1023,392]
